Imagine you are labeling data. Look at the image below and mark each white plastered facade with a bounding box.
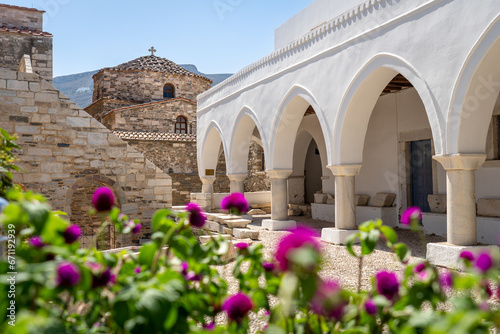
[197,0,500,255]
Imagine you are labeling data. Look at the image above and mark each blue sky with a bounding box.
[7,0,314,77]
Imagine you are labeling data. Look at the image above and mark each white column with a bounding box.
[262,169,296,231]
[228,173,247,194]
[200,176,215,194]
[426,154,498,269]
[433,154,485,246]
[321,164,362,244]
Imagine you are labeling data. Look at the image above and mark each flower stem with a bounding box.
[358,256,364,293]
[151,224,177,275]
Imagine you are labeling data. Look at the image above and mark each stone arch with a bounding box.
[65,173,126,249]
[269,85,331,170]
[198,121,228,177]
[333,53,444,164]
[228,106,267,175]
[448,15,500,154]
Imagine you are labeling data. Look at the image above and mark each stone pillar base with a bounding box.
[321,228,360,245]
[262,219,296,231]
[427,242,499,269]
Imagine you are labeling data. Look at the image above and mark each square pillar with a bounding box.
[262,169,296,231]
[321,164,362,244]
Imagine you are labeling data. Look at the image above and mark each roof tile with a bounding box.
[114,131,196,142]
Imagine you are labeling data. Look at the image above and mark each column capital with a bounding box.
[200,176,216,185]
[266,169,292,179]
[327,164,362,176]
[433,154,486,171]
[227,173,247,182]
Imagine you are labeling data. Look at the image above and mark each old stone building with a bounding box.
[0,5,172,249]
[86,52,269,205]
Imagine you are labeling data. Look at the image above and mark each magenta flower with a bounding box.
[475,252,493,273]
[235,242,249,250]
[365,299,377,315]
[186,272,202,282]
[439,271,453,289]
[459,250,475,262]
[401,206,422,225]
[222,292,253,323]
[186,202,207,228]
[276,226,320,271]
[132,223,141,235]
[376,271,399,300]
[221,193,249,215]
[29,236,45,248]
[203,322,215,331]
[263,261,275,272]
[181,262,189,275]
[62,225,81,244]
[414,262,426,274]
[91,267,113,288]
[92,187,115,212]
[57,262,81,288]
[311,280,346,320]
[134,266,141,274]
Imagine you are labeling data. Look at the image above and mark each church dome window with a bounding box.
[163,84,175,99]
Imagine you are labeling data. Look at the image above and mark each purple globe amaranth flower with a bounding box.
[222,292,253,324]
[29,236,45,248]
[439,271,453,289]
[221,192,249,215]
[186,202,207,228]
[62,224,81,244]
[276,226,320,271]
[235,242,249,250]
[460,250,475,262]
[186,272,202,282]
[263,261,275,272]
[181,262,189,276]
[132,223,141,235]
[57,262,81,288]
[203,323,215,331]
[401,206,422,225]
[376,271,400,300]
[475,251,493,273]
[134,266,141,274]
[311,280,346,320]
[365,299,377,315]
[414,262,427,274]
[92,267,113,288]
[92,187,115,212]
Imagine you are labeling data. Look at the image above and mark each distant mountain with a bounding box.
[53,65,232,109]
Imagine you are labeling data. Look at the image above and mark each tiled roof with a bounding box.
[102,97,196,118]
[0,4,45,12]
[114,131,196,142]
[0,25,52,37]
[101,55,212,83]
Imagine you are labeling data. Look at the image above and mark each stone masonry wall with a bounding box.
[104,98,197,134]
[0,5,44,31]
[93,70,211,106]
[85,98,139,122]
[0,32,52,83]
[0,68,173,246]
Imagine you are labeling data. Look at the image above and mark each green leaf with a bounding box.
[345,233,360,258]
[152,208,171,232]
[380,225,397,244]
[361,229,380,255]
[138,242,158,268]
[394,243,411,263]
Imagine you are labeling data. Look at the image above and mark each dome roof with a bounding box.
[99,55,211,83]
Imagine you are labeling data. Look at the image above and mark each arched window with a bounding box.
[175,116,187,134]
[163,84,175,99]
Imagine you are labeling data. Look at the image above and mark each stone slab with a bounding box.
[232,228,259,240]
[215,215,241,224]
[222,227,233,235]
[477,198,500,217]
[247,209,266,215]
[355,194,370,206]
[199,234,232,244]
[321,228,360,245]
[226,219,252,228]
[427,242,499,269]
[314,193,328,204]
[326,194,335,204]
[262,219,296,231]
[206,213,224,220]
[428,194,447,214]
[372,193,396,207]
[207,221,222,233]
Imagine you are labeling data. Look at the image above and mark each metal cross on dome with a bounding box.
[148,46,156,56]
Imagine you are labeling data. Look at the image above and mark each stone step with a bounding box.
[172,205,186,212]
[207,221,224,233]
[199,234,232,244]
[206,213,225,220]
[225,219,252,228]
[233,228,259,240]
[233,238,254,246]
[222,226,233,235]
[215,215,241,224]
